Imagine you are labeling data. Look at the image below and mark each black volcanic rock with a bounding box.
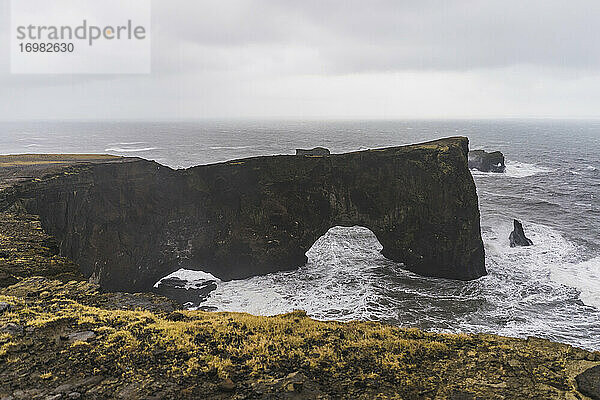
[576,365,600,399]
[509,219,533,247]
[468,150,506,173]
[1,137,486,292]
[154,276,217,307]
[296,147,330,156]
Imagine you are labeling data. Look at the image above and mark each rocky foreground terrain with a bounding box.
[0,153,599,399]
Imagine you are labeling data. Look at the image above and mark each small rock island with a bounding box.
[468,149,506,173]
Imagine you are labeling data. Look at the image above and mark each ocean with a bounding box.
[1,119,599,350]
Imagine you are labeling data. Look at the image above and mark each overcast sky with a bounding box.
[2,0,600,120]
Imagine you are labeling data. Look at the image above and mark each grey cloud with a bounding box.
[1,0,600,120]
[152,0,600,74]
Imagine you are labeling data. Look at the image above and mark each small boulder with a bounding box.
[218,378,236,392]
[576,365,600,399]
[154,277,217,308]
[468,150,506,173]
[509,219,533,247]
[251,371,324,397]
[296,147,330,156]
[282,371,306,392]
[54,384,74,394]
[0,272,18,288]
[165,311,186,322]
[66,331,96,343]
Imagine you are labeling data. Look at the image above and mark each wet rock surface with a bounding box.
[509,219,534,247]
[154,277,217,308]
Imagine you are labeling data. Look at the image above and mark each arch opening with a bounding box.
[157,226,393,312]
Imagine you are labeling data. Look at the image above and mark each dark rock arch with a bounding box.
[2,137,486,292]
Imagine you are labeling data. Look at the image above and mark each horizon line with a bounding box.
[3,116,600,123]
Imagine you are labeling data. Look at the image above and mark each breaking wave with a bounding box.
[104,147,158,153]
[551,256,600,309]
[471,160,553,178]
[193,226,389,321]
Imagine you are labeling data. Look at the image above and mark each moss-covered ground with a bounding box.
[0,276,598,399]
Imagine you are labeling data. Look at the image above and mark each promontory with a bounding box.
[1,137,485,293]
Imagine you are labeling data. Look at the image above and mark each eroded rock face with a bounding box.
[468,150,506,173]
[0,137,486,292]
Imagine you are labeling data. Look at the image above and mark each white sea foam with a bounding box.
[185,222,577,322]
[471,160,553,178]
[154,269,220,289]
[153,219,600,348]
[570,165,597,175]
[470,220,599,344]
[488,221,576,266]
[107,142,147,146]
[551,257,600,309]
[505,161,553,178]
[192,226,388,320]
[104,147,158,153]
[147,193,600,348]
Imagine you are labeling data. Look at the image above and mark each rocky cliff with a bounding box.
[0,138,486,291]
[0,137,485,293]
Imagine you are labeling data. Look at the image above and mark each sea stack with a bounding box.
[468,150,506,173]
[509,219,534,247]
